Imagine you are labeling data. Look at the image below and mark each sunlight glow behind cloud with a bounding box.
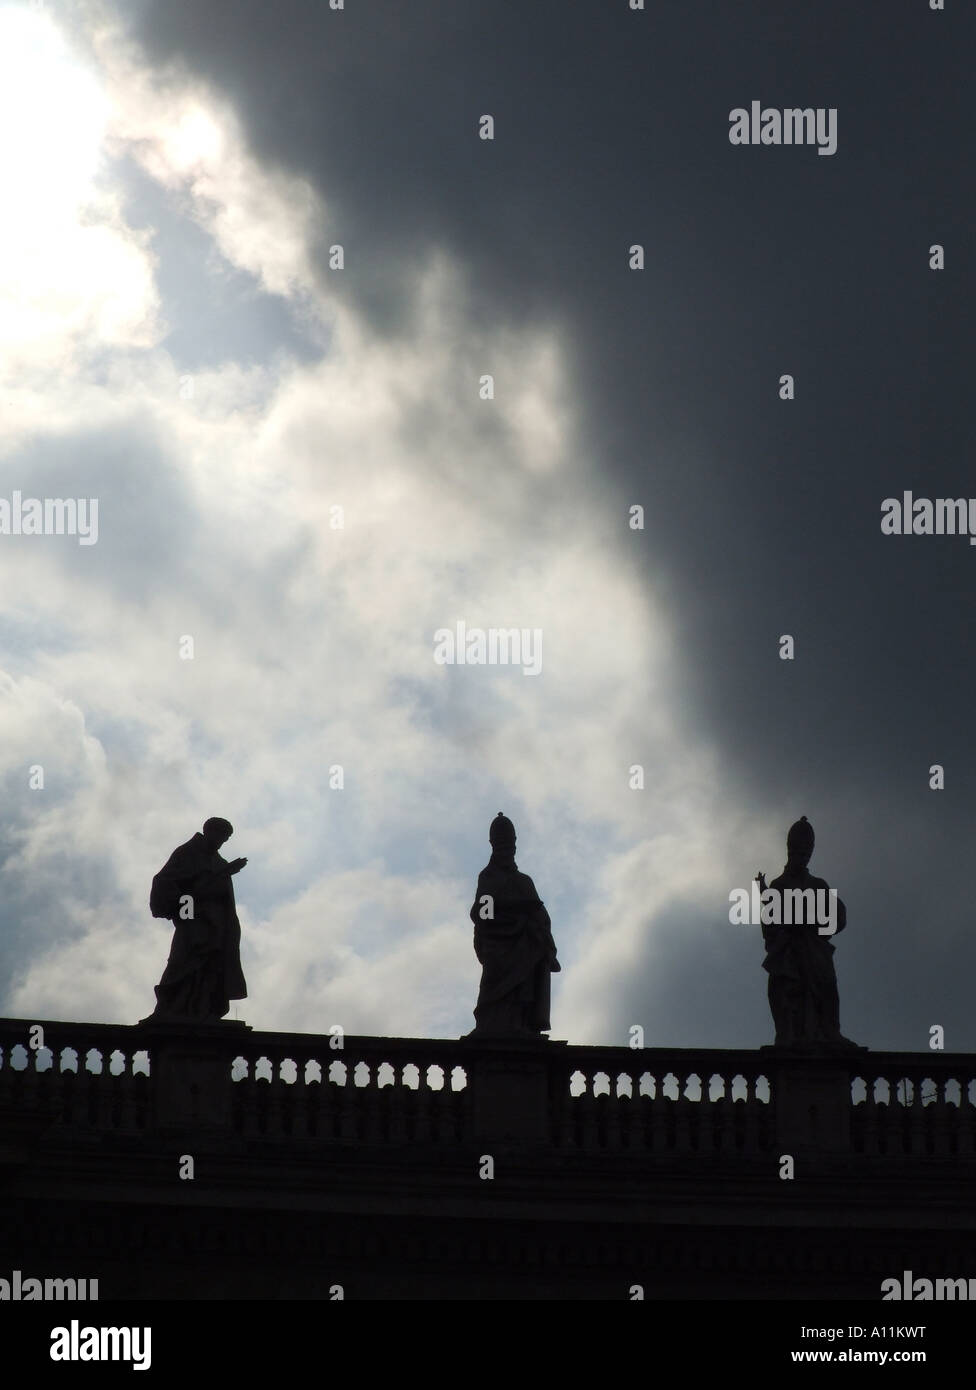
[0,1,764,1046]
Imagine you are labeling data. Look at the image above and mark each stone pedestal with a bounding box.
[468,1037,566,1145]
[761,1045,866,1155]
[137,1019,250,1131]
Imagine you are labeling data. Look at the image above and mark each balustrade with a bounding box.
[1,1020,974,1161]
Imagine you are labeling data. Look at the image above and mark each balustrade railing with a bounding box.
[228,1037,471,1144]
[0,1021,151,1136]
[848,1056,976,1158]
[1,1019,974,1160]
[550,1048,773,1154]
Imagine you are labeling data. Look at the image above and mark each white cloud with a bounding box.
[0,6,161,391]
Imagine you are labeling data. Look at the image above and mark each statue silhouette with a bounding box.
[466,813,560,1039]
[143,817,248,1024]
[758,816,859,1050]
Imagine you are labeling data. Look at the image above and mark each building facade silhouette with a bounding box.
[2,1017,975,1300]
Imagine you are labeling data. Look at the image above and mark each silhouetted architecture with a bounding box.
[759,816,857,1050]
[467,813,560,1038]
[2,1016,975,1300]
[144,819,247,1024]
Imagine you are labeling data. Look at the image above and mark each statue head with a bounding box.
[786,815,814,867]
[489,812,516,852]
[202,816,234,849]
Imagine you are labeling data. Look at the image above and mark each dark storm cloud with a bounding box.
[115,0,976,1048]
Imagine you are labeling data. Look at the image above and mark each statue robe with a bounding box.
[469,851,559,1037]
[762,863,846,1045]
[150,833,247,1021]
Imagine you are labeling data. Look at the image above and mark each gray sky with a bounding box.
[1,0,972,1052]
